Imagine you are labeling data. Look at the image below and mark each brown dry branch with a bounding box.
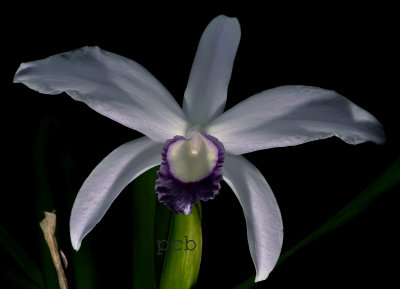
[39,211,68,289]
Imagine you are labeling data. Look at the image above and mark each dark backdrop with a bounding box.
[2,3,399,288]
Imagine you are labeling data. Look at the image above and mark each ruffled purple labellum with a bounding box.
[156,133,225,215]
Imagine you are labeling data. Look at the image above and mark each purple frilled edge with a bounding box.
[155,134,225,215]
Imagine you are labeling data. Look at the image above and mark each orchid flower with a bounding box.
[14,15,385,282]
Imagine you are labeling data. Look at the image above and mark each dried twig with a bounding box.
[39,211,68,289]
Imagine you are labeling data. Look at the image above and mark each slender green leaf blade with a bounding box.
[33,116,57,217]
[234,275,255,289]
[277,157,400,265]
[0,225,44,288]
[71,243,96,289]
[235,157,400,288]
[33,116,59,289]
[0,262,41,289]
[159,203,202,289]
[131,167,159,289]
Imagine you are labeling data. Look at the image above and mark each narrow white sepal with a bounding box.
[70,137,162,250]
[223,155,283,282]
[208,85,385,155]
[183,15,241,125]
[14,46,188,142]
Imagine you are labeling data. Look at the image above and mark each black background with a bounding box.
[2,3,399,288]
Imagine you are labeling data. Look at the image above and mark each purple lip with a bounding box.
[155,134,225,215]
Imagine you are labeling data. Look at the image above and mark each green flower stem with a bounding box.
[154,201,172,286]
[159,203,202,289]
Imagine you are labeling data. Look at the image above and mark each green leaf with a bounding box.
[159,203,202,289]
[0,225,44,289]
[234,275,255,289]
[71,242,97,289]
[33,116,61,289]
[277,157,400,264]
[33,116,57,217]
[131,167,159,289]
[0,262,41,289]
[235,157,400,289]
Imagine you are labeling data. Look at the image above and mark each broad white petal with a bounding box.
[223,155,283,282]
[70,137,163,250]
[183,15,241,125]
[207,85,385,155]
[14,46,187,142]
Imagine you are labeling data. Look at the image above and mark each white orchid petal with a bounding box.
[207,85,385,155]
[223,155,283,282]
[70,137,163,251]
[183,15,241,125]
[14,46,187,142]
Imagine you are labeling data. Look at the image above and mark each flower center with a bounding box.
[155,132,225,215]
[167,132,219,182]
